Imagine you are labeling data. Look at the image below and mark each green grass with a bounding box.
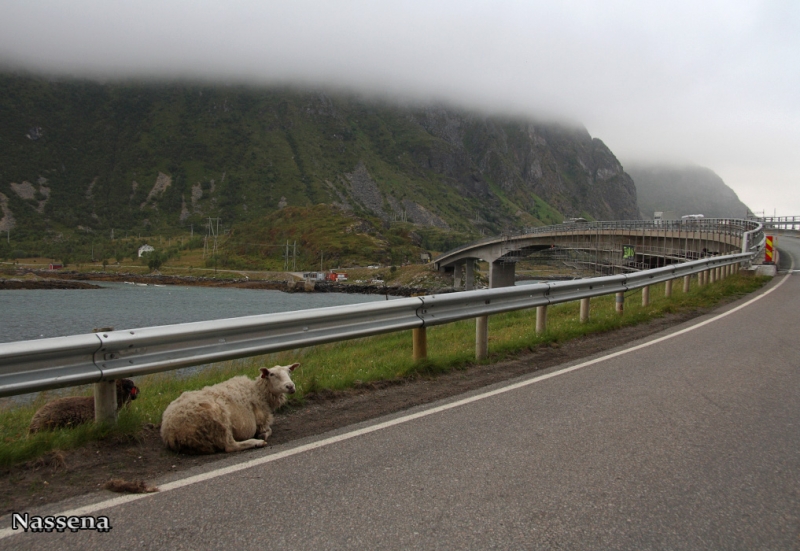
[0,273,770,467]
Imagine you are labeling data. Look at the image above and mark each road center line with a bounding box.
[1,268,792,539]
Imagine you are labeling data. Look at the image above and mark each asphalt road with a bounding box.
[3,238,799,550]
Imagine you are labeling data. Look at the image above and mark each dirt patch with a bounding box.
[0,307,713,515]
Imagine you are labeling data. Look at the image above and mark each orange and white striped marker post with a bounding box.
[765,235,774,264]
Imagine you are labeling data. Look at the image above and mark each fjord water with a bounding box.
[0,282,390,344]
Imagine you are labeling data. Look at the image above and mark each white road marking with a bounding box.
[1,267,793,540]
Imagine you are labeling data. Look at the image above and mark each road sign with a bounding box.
[765,235,774,263]
[623,245,635,259]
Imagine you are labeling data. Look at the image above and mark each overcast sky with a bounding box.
[1,0,797,217]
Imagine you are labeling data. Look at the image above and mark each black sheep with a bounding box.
[29,379,139,433]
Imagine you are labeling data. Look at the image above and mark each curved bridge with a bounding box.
[434,218,765,288]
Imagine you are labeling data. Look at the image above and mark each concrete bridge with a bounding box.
[435,218,765,289]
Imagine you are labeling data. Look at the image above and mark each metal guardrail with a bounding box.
[0,251,756,398]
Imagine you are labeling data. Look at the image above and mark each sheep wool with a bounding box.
[28,379,139,433]
[160,363,298,454]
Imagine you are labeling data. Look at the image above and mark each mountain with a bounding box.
[625,163,751,220]
[0,74,640,260]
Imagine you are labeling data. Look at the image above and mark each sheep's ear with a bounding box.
[259,368,271,379]
[289,363,300,372]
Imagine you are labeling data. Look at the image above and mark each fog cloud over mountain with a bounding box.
[1,0,797,215]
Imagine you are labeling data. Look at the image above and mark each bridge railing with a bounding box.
[0,251,756,400]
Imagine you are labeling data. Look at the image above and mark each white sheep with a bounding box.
[160,363,298,454]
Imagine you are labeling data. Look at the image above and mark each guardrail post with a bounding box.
[412,327,427,361]
[94,380,117,425]
[536,305,548,334]
[476,316,488,360]
[615,292,624,315]
[683,275,690,293]
[665,279,673,297]
[580,298,590,323]
[91,326,117,425]
[710,268,716,284]
[642,285,650,307]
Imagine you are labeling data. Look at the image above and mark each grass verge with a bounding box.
[0,274,770,468]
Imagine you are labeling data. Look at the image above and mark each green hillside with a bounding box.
[0,74,640,263]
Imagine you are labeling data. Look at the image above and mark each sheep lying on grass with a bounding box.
[160,363,298,454]
[29,379,139,433]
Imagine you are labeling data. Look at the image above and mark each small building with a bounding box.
[138,244,155,257]
[48,263,63,270]
[420,253,431,263]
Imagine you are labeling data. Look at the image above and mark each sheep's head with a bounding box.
[260,363,298,395]
[116,378,139,404]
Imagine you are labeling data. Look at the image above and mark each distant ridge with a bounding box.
[625,163,751,220]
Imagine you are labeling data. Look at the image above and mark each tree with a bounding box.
[147,252,163,272]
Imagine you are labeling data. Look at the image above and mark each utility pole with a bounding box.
[293,240,297,271]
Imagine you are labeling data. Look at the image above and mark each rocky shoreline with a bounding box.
[0,278,101,290]
[3,269,448,296]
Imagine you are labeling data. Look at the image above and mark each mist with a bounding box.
[1,0,798,215]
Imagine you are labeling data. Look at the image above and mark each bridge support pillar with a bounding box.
[665,279,673,298]
[580,298,590,323]
[683,275,690,293]
[476,316,488,360]
[615,292,625,315]
[642,285,650,307]
[489,261,516,288]
[465,261,475,291]
[536,305,548,334]
[412,327,427,361]
[453,263,463,290]
[94,380,118,425]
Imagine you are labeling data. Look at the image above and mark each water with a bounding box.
[0,282,391,344]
